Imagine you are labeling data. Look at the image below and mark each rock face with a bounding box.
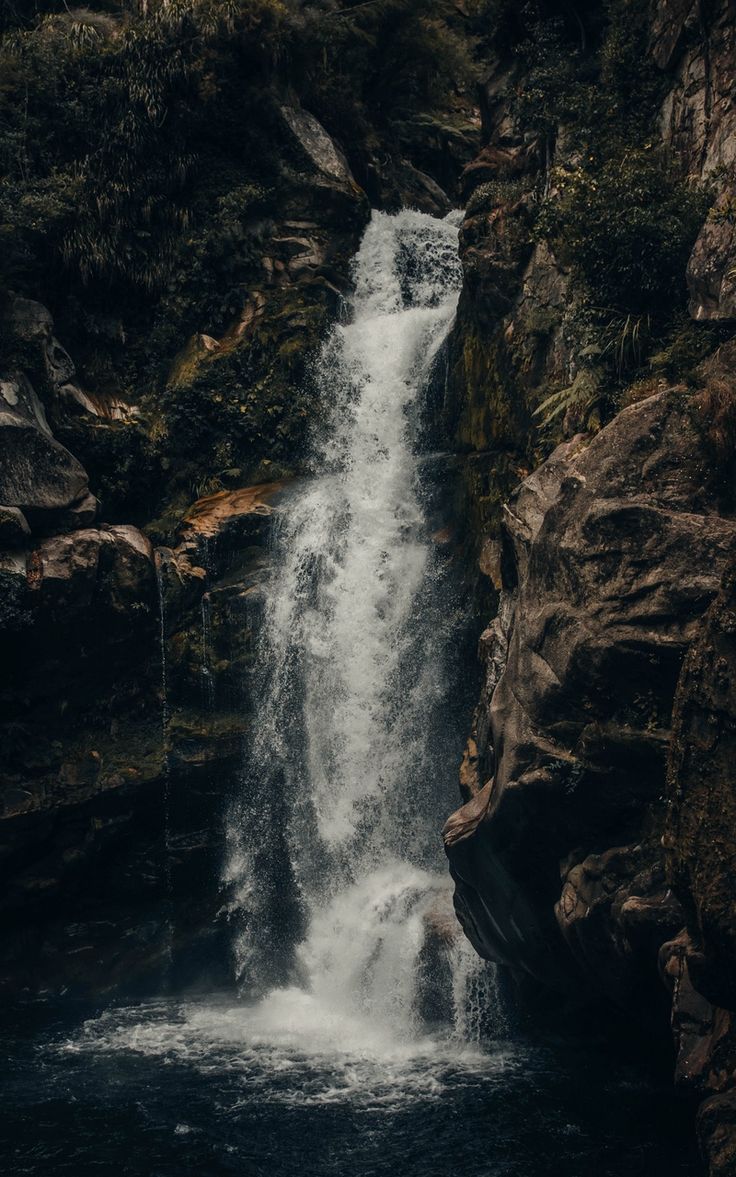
[688,192,736,323]
[441,3,736,1168]
[0,374,90,521]
[667,562,736,1006]
[0,284,298,1000]
[446,390,736,999]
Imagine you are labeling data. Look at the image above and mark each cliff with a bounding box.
[443,2,736,1172]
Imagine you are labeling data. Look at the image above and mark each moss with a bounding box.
[454,326,529,454]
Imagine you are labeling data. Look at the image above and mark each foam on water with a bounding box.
[57,997,512,1114]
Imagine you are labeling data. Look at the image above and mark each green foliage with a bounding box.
[0,0,482,528]
[649,316,724,384]
[0,0,286,297]
[153,284,333,483]
[465,178,525,217]
[0,0,476,300]
[297,0,479,141]
[57,416,162,523]
[533,368,603,431]
[511,15,595,144]
[537,150,709,313]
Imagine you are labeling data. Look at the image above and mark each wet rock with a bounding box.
[176,481,289,571]
[155,546,206,633]
[392,160,451,215]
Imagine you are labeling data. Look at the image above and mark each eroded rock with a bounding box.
[446,390,736,994]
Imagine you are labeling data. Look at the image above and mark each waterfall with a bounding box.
[225,208,493,1046]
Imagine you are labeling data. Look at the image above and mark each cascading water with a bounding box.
[224,208,491,1046]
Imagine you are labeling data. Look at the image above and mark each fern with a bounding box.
[533,368,603,429]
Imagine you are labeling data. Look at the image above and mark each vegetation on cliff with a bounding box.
[0,0,483,523]
[453,0,727,450]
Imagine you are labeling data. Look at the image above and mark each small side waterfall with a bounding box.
[154,552,174,982]
[225,209,497,1046]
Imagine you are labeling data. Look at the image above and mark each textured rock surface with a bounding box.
[442,5,736,1168]
[0,374,89,519]
[667,560,736,1003]
[447,391,736,1002]
[688,193,736,322]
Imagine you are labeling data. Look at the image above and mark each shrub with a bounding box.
[537,150,710,313]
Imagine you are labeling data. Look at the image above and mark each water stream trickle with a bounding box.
[224,208,492,1047]
[155,551,174,983]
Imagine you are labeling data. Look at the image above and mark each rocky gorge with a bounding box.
[1,0,736,1173]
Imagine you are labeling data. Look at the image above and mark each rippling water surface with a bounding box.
[3,999,700,1177]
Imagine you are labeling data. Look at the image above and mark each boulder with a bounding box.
[280,104,358,192]
[0,374,89,519]
[27,525,155,613]
[9,295,76,389]
[0,507,30,547]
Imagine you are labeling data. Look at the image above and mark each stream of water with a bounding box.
[222,207,482,1037]
[1,211,702,1177]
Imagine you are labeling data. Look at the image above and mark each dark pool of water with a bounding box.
[1,999,702,1177]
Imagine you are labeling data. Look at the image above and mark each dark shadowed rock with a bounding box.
[0,374,89,518]
[650,0,699,70]
[699,1091,736,1176]
[658,0,736,178]
[9,296,77,390]
[280,105,359,194]
[667,559,736,1008]
[27,525,155,612]
[0,506,30,546]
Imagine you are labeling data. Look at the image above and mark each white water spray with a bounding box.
[225,209,497,1048]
